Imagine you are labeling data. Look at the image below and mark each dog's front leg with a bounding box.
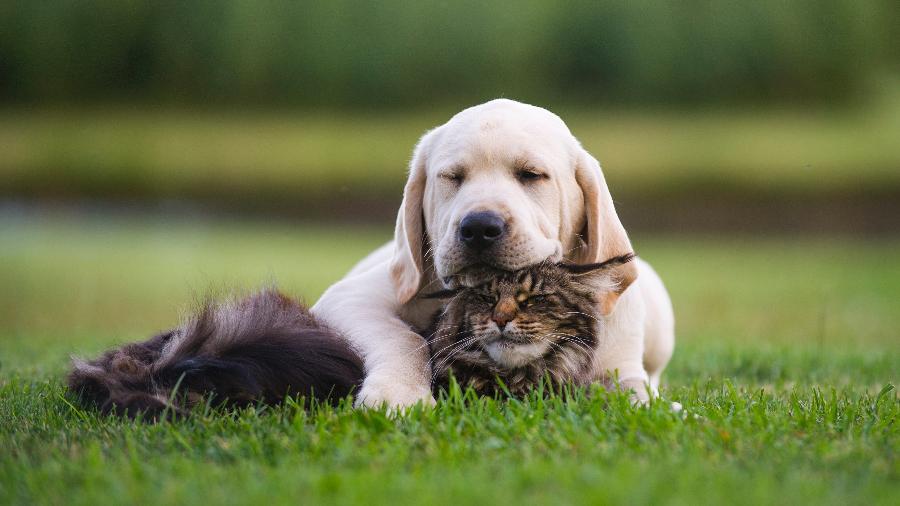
[311,262,435,409]
[598,350,654,405]
[591,287,656,405]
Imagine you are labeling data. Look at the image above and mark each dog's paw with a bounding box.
[618,377,652,406]
[354,375,435,410]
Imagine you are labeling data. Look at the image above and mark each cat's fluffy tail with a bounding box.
[67,289,364,419]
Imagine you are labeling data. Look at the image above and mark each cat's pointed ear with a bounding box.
[561,253,636,315]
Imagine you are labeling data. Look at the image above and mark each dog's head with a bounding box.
[390,99,636,314]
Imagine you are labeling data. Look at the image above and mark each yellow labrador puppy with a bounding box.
[312,99,674,408]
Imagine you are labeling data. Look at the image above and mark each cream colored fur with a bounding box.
[311,99,674,408]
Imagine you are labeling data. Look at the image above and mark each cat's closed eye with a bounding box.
[475,292,497,304]
[523,294,549,306]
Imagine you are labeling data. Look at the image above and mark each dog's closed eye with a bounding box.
[516,169,547,182]
[439,167,466,186]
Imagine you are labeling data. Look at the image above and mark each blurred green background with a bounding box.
[1,0,899,225]
[1,1,899,366]
[2,0,897,106]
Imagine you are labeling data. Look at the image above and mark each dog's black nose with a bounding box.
[459,211,506,251]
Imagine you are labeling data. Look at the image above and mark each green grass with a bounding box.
[1,215,898,505]
[3,93,900,205]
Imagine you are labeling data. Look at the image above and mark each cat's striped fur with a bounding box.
[425,255,635,396]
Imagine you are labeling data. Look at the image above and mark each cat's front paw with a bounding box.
[354,374,435,410]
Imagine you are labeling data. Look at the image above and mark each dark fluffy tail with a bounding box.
[67,289,363,418]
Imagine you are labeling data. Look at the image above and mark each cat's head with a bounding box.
[427,254,635,369]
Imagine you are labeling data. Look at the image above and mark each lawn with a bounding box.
[1,214,898,505]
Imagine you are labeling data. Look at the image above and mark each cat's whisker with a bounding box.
[417,276,446,292]
[442,289,470,307]
[427,324,464,334]
[425,335,479,374]
[432,345,480,381]
[433,335,479,363]
[534,334,567,354]
[432,328,473,341]
[542,332,595,356]
[562,311,604,324]
[408,327,473,359]
[429,336,481,379]
[563,242,586,257]
[403,331,460,358]
[534,330,593,353]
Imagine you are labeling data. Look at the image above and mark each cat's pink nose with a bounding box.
[491,315,510,329]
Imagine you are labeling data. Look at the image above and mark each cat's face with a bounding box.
[464,266,596,367]
[433,259,630,370]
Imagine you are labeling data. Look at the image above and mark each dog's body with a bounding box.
[312,99,674,407]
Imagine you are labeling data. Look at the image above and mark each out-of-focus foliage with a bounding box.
[0,0,896,107]
[3,102,899,206]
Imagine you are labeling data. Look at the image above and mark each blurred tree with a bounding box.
[0,0,895,107]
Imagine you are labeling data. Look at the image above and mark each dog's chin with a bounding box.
[438,241,563,288]
[441,264,505,288]
[440,253,560,288]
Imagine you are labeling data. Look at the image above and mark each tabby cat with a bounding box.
[424,254,635,396]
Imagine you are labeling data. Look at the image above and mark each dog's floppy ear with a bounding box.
[389,133,431,304]
[572,149,637,314]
